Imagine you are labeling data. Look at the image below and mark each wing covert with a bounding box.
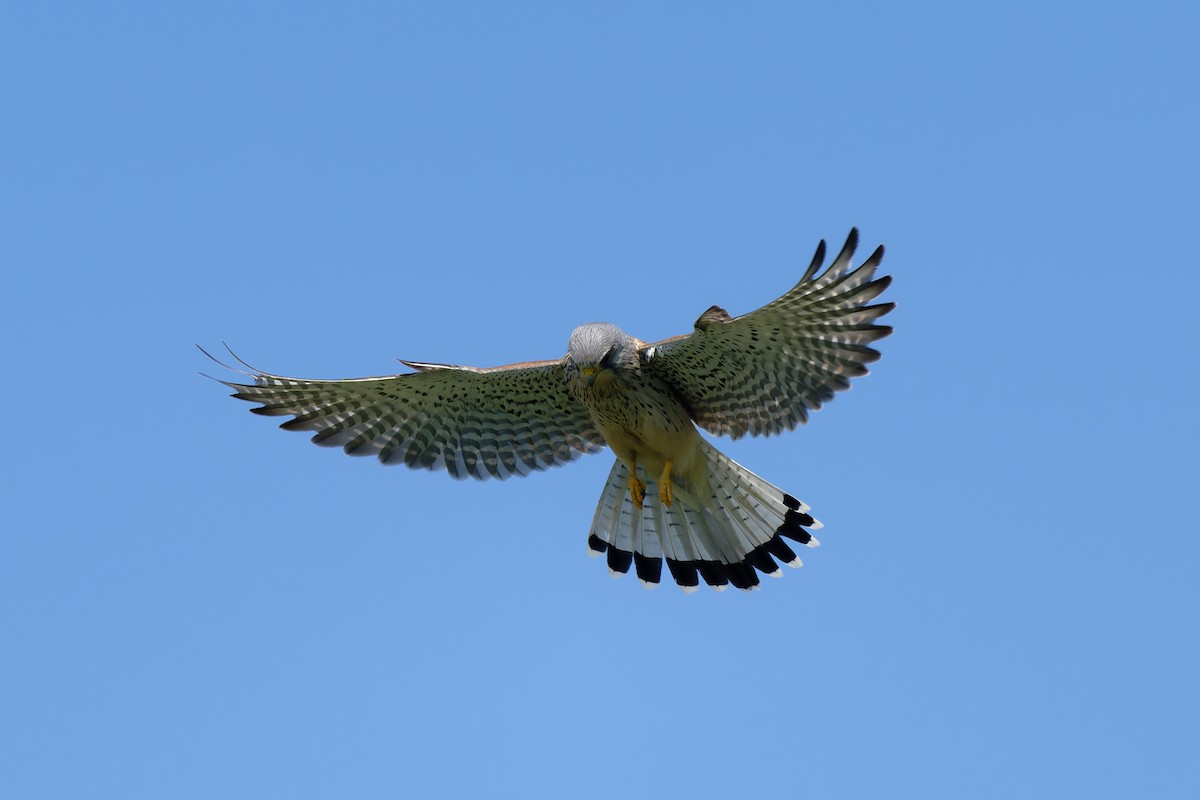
[641,228,894,439]
[205,349,607,479]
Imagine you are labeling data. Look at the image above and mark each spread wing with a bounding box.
[641,228,894,439]
[203,348,607,480]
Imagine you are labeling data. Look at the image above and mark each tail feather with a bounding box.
[586,440,822,592]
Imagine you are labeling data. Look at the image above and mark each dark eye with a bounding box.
[600,347,617,368]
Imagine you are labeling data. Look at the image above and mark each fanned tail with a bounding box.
[586,440,822,592]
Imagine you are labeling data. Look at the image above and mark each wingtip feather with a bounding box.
[801,238,828,283]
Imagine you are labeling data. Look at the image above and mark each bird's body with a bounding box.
[205,229,894,592]
[558,321,823,589]
[564,323,703,502]
[575,367,706,494]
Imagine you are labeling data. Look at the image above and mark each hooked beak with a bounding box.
[580,365,598,385]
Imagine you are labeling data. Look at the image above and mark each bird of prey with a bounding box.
[204,229,893,592]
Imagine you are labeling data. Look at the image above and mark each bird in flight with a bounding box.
[204,229,894,592]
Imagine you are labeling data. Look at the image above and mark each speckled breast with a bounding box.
[570,371,692,440]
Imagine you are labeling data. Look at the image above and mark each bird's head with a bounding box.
[564,322,638,389]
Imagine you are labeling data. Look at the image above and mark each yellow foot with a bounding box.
[628,473,647,510]
[658,460,674,507]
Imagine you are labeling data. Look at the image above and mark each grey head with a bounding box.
[564,322,639,387]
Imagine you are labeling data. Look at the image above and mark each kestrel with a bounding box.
[205,229,894,592]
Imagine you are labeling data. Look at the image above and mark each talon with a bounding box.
[627,456,646,509]
[628,474,646,509]
[659,460,673,507]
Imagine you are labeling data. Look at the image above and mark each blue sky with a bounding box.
[3,1,1197,797]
